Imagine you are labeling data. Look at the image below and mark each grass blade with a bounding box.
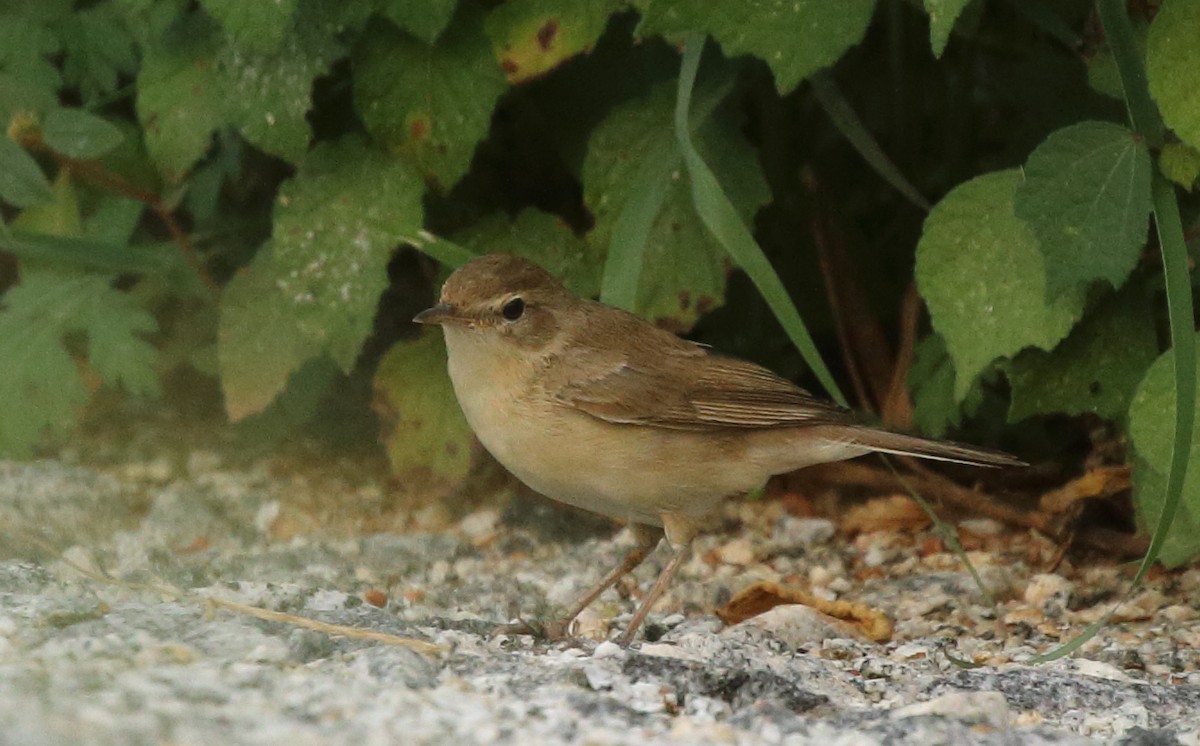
[0,231,203,294]
[1029,0,1194,663]
[674,35,847,407]
[406,231,476,269]
[810,71,931,212]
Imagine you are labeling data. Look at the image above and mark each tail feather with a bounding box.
[831,427,1025,468]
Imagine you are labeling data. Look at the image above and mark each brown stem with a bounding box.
[55,155,220,297]
[881,282,920,430]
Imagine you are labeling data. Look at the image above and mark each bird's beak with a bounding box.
[413,303,461,326]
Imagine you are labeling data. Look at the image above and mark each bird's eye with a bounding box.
[501,297,525,321]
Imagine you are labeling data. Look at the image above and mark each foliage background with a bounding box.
[2,0,1198,562]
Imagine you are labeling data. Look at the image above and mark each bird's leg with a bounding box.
[496,523,662,640]
[617,513,698,646]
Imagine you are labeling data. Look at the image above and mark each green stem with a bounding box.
[1095,0,1166,148]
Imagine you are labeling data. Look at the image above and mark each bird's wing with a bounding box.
[551,341,855,431]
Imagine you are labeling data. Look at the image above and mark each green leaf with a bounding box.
[1014,121,1152,297]
[135,13,224,181]
[379,0,459,44]
[1006,282,1159,422]
[0,269,159,457]
[908,333,984,438]
[454,209,602,297]
[1146,0,1200,151]
[233,356,340,443]
[354,9,508,190]
[633,0,877,94]
[212,23,342,164]
[1127,337,1200,567]
[0,136,53,208]
[1130,459,1199,568]
[598,146,673,313]
[915,169,1087,401]
[137,10,337,178]
[1159,142,1200,192]
[197,0,298,53]
[924,0,973,58]
[0,11,62,122]
[83,196,145,245]
[41,108,125,159]
[218,138,425,421]
[218,247,314,422]
[12,170,81,236]
[1086,47,1123,102]
[54,3,139,104]
[373,329,473,493]
[583,83,770,330]
[0,72,58,129]
[485,0,622,83]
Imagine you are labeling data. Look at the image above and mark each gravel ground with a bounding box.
[2,455,1199,745]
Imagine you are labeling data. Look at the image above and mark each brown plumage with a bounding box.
[416,253,1022,644]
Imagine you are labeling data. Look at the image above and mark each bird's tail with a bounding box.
[827,426,1025,467]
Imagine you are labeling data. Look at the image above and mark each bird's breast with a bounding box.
[442,329,775,525]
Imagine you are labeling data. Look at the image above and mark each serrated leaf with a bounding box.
[135,13,224,181]
[0,71,58,128]
[915,169,1087,401]
[0,323,87,457]
[373,329,473,492]
[0,269,159,456]
[41,108,125,159]
[485,0,621,83]
[1014,121,1152,297]
[378,0,458,44]
[0,136,53,208]
[1127,337,1200,567]
[0,13,62,122]
[218,138,425,421]
[138,10,337,178]
[1147,0,1200,151]
[1006,282,1158,422]
[54,4,139,104]
[213,24,341,163]
[78,298,160,397]
[353,9,507,190]
[633,0,876,94]
[583,84,769,330]
[454,209,602,297]
[924,0,973,57]
[1160,142,1200,192]
[197,0,298,53]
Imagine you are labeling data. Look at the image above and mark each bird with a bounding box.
[414,253,1022,644]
